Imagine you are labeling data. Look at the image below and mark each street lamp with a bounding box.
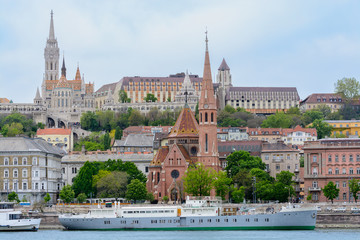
[252,177,256,204]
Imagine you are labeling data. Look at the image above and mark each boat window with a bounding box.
[246,218,250,222]
[224,219,228,222]
[140,211,145,213]
[146,211,151,213]
[207,219,211,222]
[216,219,220,222]
[190,219,195,223]
[9,214,21,220]
[233,219,237,222]
[254,218,258,222]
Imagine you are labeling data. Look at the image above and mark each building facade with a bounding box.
[300,93,343,113]
[324,120,360,138]
[303,138,360,202]
[0,137,64,204]
[281,125,317,146]
[36,128,73,152]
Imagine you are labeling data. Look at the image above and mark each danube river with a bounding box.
[1,229,360,240]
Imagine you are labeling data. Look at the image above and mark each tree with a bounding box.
[128,109,145,126]
[125,179,147,202]
[349,179,360,203]
[231,186,245,203]
[276,171,295,186]
[224,105,236,114]
[80,111,99,131]
[77,193,87,203]
[183,163,214,197]
[335,77,360,100]
[60,185,75,203]
[308,119,332,139]
[118,90,131,103]
[44,193,51,203]
[302,110,324,125]
[322,181,339,204]
[8,192,20,203]
[72,161,98,197]
[261,112,293,128]
[213,171,232,200]
[2,122,24,137]
[146,192,155,202]
[144,93,157,102]
[114,126,122,140]
[96,171,128,198]
[225,150,265,179]
[103,132,111,150]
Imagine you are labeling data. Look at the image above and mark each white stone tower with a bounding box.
[42,10,60,98]
[216,58,232,110]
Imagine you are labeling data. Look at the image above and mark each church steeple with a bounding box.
[49,10,55,40]
[44,10,59,85]
[61,56,66,77]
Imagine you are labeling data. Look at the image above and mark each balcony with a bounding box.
[308,187,321,191]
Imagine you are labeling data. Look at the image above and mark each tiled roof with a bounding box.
[262,141,299,152]
[177,145,191,162]
[95,82,118,94]
[120,75,202,88]
[248,128,283,135]
[282,125,317,136]
[114,134,154,147]
[0,98,10,103]
[218,58,230,70]
[300,93,342,104]
[55,75,71,89]
[229,87,298,92]
[37,128,72,135]
[0,137,65,155]
[151,146,169,165]
[168,107,199,138]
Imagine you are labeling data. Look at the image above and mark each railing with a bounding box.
[308,187,321,191]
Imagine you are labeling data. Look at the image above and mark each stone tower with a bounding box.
[197,32,220,171]
[42,10,60,98]
[216,58,232,110]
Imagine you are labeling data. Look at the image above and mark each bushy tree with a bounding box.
[335,77,360,100]
[119,90,131,103]
[225,150,265,178]
[72,161,98,197]
[144,93,157,102]
[125,179,147,203]
[77,193,87,203]
[261,112,293,128]
[213,171,232,200]
[183,163,214,197]
[349,179,360,203]
[322,181,339,204]
[60,185,75,203]
[231,186,245,203]
[8,192,20,203]
[96,171,128,198]
[308,119,332,139]
[114,126,122,140]
[44,193,51,203]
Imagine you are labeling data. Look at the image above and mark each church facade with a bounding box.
[147,35,220,202]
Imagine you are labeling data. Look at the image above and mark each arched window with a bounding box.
[205,112,208,122]
[32,157,37,166]
[61,99,64,107]
[335,168,339,174]
[211,112,214,122]
[205,133,208,152]
[64,137,68,142]
[4,157,9,165]
[328,168,332,174]
[350,168,354,174]
[200,113,202,123]
[47,138,51,142]
[13,169,18,178]
[4,169,9,178]
[50,62,53,70]
[13,157,18,165]
[22,157,27,165]
[22,169,27,178]
[342,168,346,174]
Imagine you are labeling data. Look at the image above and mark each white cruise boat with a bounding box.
[59,197,317,231]
[0,202,41,231]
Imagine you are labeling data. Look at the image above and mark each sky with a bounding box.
[1,0,360,103]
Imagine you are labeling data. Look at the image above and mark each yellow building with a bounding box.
[324,120,360,137]
[36,128,73,152]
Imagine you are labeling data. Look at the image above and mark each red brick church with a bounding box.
[147,34,221,202]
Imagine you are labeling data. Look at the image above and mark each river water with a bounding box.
[1,229,360,240]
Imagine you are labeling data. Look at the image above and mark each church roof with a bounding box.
[218,58,230,70]
[177,145,191,162]
[168,107,199,138]
[150,146,169,166]
[75,66,81,80]
[55,75,71,89]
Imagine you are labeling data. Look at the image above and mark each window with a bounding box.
[328,155,332,162]
[265,154,269,160]
[342,155,346,162]
[343,193,347,200]
[350,168,354,174]
[343,181,347,187]
[312,181,318,188]
[335,168,339,174]
[205,134,208,152]
[335,181,339,188]
[22,169,27,178]
[41,183,45,190]
[4,182,8,190]
[4,157,9,165]
[47,138,51,142]
[312,167,318,175]
[357,155,360,162]
[357,168,360,174]
[13,169,18,178]
[205,112,208,122]
[35,171,39,177]
[276,164,280,170]
[328,168,332,174]
[211,112,214,122]
[335,155,339,162]
[342,168,346,174]
[13,157,18,165]
[23,182,27,190]
[72,168,77,174]
[312,156,317,162]
[13,182,18,191]
[350,155,354,162]
[4,169,9,178]
[32,157,37,165]
[22,157,27,165]
[64,137,68,142]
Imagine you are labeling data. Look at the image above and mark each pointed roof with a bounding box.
[106,87,113,100]
[150,146,169,166]
[61,56,66,77]
[168,107,199,138]
[75,66,81,80]
[49,10,55,40]
[199,31,216,109]
[218,58,230,71]
[34,87,41,100]
[55,75,71,89]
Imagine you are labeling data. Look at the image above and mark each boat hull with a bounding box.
[0,218,41,231]
[59,210,317,231]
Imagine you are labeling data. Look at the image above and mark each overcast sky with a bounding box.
[1,0,360,103]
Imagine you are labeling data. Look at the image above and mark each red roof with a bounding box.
[37,128,72,135]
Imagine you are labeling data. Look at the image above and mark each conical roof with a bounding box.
[218,58,230,70]
[75,66,81,80]
[168,107,199,138]
[34,87,41,100]
[55,75,71,89]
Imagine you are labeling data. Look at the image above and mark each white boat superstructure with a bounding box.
[0,202,41,231]
[59,196,317,230]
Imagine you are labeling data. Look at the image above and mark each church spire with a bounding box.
[49,10,55,40]
[61,56,66,77]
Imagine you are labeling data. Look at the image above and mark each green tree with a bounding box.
[322,181,339,204]
[225,150,265,178]
[44,193,51,203]
[286,106,301,115]
[96,171,128,198]
[276,171,295,186]
[128,109,145,126]
[7,192,20,203]
[299,156,304,167]
[213,171,232,200]
[302,110,324,125]
[2,122,24,137]
[72,161,98,197]
[146,192,155,202]
[125,179,147,203]
[114,126,122,140]
[92,170,111,188]
[349,179,360,203]
[103,132,111,150]
[335,77,360,100]
[80,111,99,131]
[224,105,236,114]
[77,193,87,203]
[261,112,293,128]
[144,93,157,102]
[308,119,332,139]
[60,185,75,203]
[183,163,214,197]
[118,90,131,103]
[231,186,245,203]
